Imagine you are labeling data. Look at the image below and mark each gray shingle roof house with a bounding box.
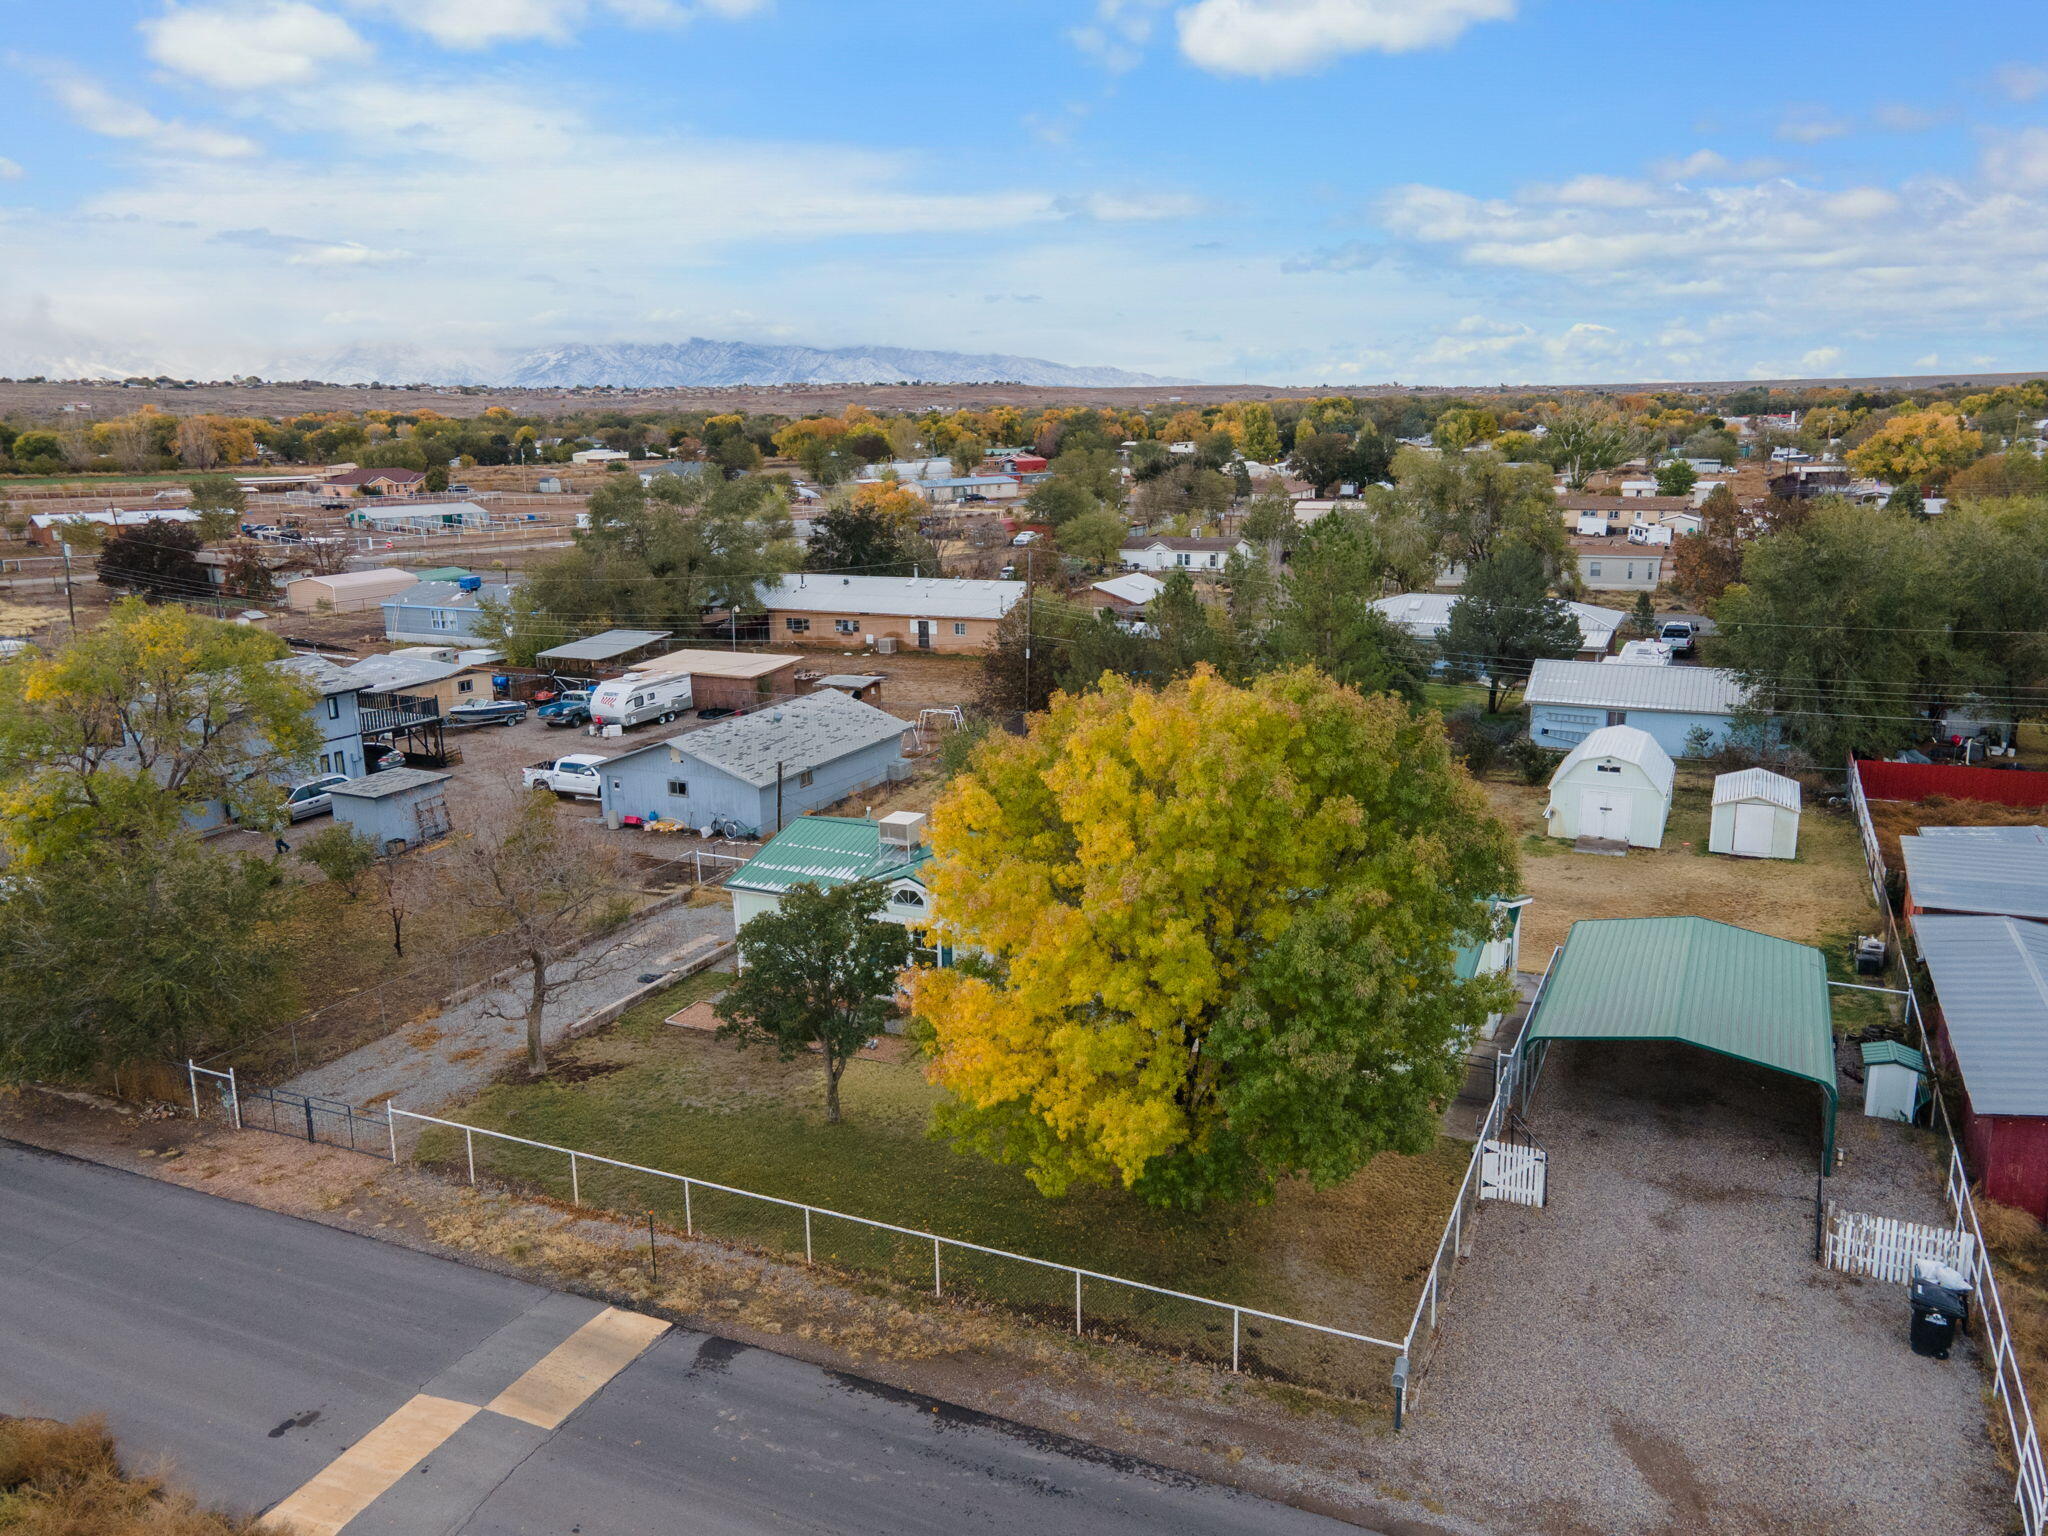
[597,689,911,837]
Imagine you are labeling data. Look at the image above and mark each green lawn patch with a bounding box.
[423,974,1464,1394]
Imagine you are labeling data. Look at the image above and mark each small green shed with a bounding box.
[1517,916,1838,1164]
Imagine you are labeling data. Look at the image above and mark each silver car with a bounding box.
[285,773,352,821]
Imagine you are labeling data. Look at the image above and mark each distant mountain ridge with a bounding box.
[300,338,1182,389]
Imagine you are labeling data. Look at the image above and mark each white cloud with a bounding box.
[1175,0,1516,78]
[1061,190,1207,221]
[0,156,21,179]
[37,67,259,158]
[144,2,370,89]
[340,0,766,49]
[1069,0,1170,72]
[1800,345,1842,371]
[1775,112,1849,144]
[1524,173,1661,208]
[1375,157,2048,338]
[1651,149,1785,182]
[1983,127,2048,191]
[1872,102,1940,132]
[1995,62,2048,102]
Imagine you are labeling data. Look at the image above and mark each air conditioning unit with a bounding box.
[878,810,926,849]
[875,635,899,654]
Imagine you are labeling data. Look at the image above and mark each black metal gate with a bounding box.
[237,1084,390,1155]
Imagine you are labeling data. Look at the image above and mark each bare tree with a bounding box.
[447,789,634,1077]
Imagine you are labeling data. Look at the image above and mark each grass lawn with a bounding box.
[425,974,1463,1393]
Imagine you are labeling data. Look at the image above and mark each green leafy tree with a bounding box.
[1059,508,1128,566]
[1134,463,1233,527]
[806,501,935,578]
[297,823,379,899]
[1440,544,1583,711]
[1542,412,1639,489]
[1654,459,1698,496]
[1394,447,1567,576]
[1024,476,1097,527]
[1936,501,2048,727]
[1261,514,1425,702]
[1714,500,1955,762]
[1624,590,1658,640]
[1238,403,1283,463]
[715,878,912,1124]
[910,666,1516,1208]
[1048,446,1123,502]
[97,518,205,599]
[0,834,297,1080]
[0,599,316,859]
[186,474,246,519]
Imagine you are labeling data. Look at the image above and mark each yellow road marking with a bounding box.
[264,1394,477,1536]
[485,1306,669,1430]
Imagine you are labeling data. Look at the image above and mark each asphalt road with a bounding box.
[0,1142,1359,1535]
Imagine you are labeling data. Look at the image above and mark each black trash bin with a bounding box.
[1910,1280,1967,1359]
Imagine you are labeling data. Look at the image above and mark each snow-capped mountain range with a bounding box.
[7,338,1182,389]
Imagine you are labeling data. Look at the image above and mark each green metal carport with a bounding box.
[1515,916,1838,1165]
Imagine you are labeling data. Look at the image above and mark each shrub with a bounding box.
[1507,736,1554,785]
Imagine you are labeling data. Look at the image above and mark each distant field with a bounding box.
[4,367,2044,422]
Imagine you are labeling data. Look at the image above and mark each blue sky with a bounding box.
[3,0,2047,384]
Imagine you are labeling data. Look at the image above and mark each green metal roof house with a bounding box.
[726,813,940,960]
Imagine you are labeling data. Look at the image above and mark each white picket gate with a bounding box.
[1824,1203,1977,1286]
[1480,1139,1547,1206]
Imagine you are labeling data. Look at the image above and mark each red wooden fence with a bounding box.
[1854,758,2048,807]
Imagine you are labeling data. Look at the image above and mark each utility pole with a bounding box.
[60,542,76,633]
[1022,545,1033,715]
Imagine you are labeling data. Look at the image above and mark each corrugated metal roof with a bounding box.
[328,767,451,800]
[1899,835,2048,920]
[1554,726,1675,796]
[536,629,674,663]
[1713,768,1801,811]
[757,574,1025,622]
[1920,825,2048,846]
[1521,918,1838,1136]
[1527,658,1748,715]
[1370,593,1622,651]
[726,815,930,896]
[1911,915,2048,1115]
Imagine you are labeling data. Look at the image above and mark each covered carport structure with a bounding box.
[1516,916,1838,1166]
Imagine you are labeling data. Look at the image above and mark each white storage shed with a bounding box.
[1708,768,1801,860]
[1543,725,1673,849]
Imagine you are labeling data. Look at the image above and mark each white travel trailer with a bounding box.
[589,671,694,729]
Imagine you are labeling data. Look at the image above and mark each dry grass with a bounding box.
[0,1416,256,1535]
[1978,1201,2048,1411]
[1482,776,1874,961]
[1866,796,2048,869]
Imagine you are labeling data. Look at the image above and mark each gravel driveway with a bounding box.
[1391,1041,2008,1535]
[285,901,732,1112]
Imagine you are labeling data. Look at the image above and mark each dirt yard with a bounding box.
[1483,773,1874,965]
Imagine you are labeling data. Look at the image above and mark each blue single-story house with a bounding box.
[597,689,912,838]
[381,578,514,644]
[1525,659,1750,759]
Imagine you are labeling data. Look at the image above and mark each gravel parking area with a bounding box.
[1394,1042,2008,1536]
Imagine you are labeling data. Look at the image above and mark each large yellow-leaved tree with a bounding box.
[1847,408,1983,487]
[911,666,1517,1208]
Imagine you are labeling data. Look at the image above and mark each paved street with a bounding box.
[0,1142,1361,1535]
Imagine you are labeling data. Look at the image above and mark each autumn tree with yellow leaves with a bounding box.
[911,666,1517,1209]
[1847,408,1984,488]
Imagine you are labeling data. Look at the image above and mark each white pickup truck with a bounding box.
[523,753,606,799]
